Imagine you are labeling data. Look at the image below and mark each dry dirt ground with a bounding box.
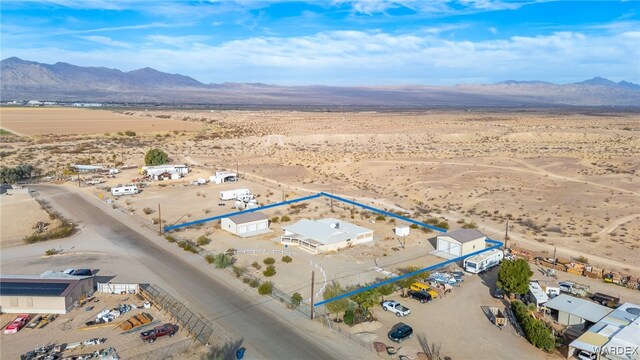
[1,108,639,274]
[0,107,204,135]
[0,292,190,360]
[0,190,51,247]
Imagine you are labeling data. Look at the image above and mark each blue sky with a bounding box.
[1,1,638,85]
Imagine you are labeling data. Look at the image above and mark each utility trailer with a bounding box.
[488,307,507,329]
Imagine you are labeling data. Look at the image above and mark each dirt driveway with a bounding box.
[367,269,557,360]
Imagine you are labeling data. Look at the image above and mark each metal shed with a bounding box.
[436,229,487,258]
[221,211,269,237]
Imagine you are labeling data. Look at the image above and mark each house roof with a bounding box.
[570,302,640,355]
[545,294,611,323]
[316,218,372,236]
[438,229,486,243]
[0,272,93,297]
[227,211,268,224]
[283,219,370,245]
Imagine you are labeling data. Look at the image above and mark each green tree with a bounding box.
[376,282,396,302]
[497,259,533,295]
[144,148,169,166]
[396,266,421,296]
[322,281,349,321]
[348,286,379,311]
[291,292,303,307]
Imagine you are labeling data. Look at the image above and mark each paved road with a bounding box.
[32,185,362,360]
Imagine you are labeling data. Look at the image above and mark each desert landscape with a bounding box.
[1,107,639,273]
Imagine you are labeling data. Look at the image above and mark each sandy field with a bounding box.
[1,108,639,274]
[0,190,52,247]
[0,107,204,135]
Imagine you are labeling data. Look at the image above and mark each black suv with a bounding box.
[388,322,413,343]
[407,290,431,303]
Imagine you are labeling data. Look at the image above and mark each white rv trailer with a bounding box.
[111,185,139,196]
[463,249,504,274]
[220,189,251,201]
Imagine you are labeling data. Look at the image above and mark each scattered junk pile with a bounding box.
[514,248,640,291]
[20,338,119,360]
[25,314,57,329]
[219,189,258,210]
[86,304,133,327]
[426,271,463,286]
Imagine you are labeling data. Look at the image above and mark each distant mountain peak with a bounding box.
[574,77,618,86]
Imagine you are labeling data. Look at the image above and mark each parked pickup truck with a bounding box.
[140,323,178,343]
[381,301,411,317]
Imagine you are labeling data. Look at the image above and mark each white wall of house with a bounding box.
[222,218,269,235]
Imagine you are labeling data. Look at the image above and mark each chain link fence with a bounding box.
[318,314,380,357]
[139,284,214,345]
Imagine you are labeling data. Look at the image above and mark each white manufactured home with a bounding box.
[280,218,373,254]
[111,185,139,196]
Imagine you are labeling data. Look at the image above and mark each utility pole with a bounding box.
[282,190,285,202]
[158,203,163,235]
[504,219,509,249]
[330,185,333,209]
[236,162,239,179]
[310,271,315,320]
[77,171,81,188]
[553,246,557,265]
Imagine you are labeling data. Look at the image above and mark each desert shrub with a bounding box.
[249,278,260,288]
[178,240,198,253]
[205,254,215,264]
[375,215,386,221]
[44,248,60,256]
[271,216,279,223]
[24,221,76,244]
[409,224,418,229]
[165,235,176,243]
[251,261,262,270]
[197,235,211,246]
[281,215,291,222]
[462,221,478,229]
[258,281,273,295]
[263,257,276,265]
[232,265,247,278]
[512,301,556,352]
[343,309,355,326]
[143,207,153,215]
[242,277,251,284]
[291,292,303,307]
[213,253,234,268]
[281,255,293,263]
[263,265,276,277]
[124,130,136,137]
[576,256,589,264]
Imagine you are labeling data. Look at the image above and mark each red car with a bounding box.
[4,314,29,334]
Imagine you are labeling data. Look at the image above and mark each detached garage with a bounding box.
[221,212,270,237]
[0,271,94,314]
[436,229,487,259]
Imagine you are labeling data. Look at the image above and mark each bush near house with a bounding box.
[263,257,276,265]
[511,301,556,352]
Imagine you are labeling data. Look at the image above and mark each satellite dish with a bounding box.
[625,307,640,316]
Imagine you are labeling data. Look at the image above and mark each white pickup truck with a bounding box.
[381,301,411,317]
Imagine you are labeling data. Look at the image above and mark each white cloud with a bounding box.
[5,26,639,85]
[79,35,132,48]
[488,27,498,34]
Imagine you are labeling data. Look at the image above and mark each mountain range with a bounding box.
[1,57,638,107]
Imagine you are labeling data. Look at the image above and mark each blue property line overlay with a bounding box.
[314,238,503,307]
[163,193,322,232]
[319,192,446,232]
[165,191,446,232]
